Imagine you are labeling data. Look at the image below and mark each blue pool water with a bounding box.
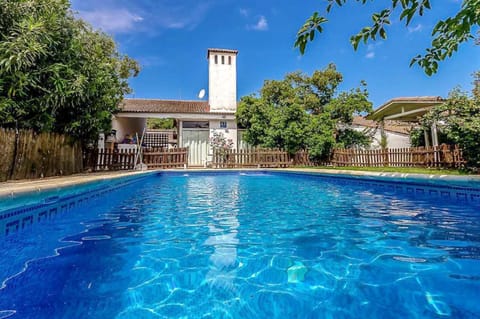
[0,172,479,318]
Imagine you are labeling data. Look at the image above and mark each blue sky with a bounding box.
[71,0,479,109]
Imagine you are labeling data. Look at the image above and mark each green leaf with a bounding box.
[379,28,387,39]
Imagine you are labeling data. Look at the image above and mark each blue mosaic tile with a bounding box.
[471,194,480,202]
[22,216,33,228]
[0,174,151,236]
[6,220,19,235]
[429,190,439,197]
[272,171,480,206]
[38,210,48,222]
[456,192,468,200]
[441,191,451,198]
[49,207,57,217]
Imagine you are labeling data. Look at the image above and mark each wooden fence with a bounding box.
[331,145,465,168]
[83,147,188,171]
[292,150,333,167]
[83,148,136,171]
[213,148,290,168]
[143,147,188,169]
[0,128,83,181]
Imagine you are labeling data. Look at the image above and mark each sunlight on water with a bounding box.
[0,172,479,318]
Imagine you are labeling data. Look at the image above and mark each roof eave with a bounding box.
[366,96,445,121]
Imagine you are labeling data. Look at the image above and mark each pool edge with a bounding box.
[0,170,158,198]
[1,168,479,198]
[160,168,480,187]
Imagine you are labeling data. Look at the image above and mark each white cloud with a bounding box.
[408,24,423,33]
[251,16,268,31]
[78,9,143,33]
[364,42,383,59]
[239,8,248,17]
[138,56,166,67]
[72,1,213,34]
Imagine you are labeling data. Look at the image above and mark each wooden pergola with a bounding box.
[366,96,445,147]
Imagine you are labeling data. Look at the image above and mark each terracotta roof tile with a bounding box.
[119,99,210,114]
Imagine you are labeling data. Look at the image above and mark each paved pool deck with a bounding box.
[0,170,155,197]
[1,168,480,197]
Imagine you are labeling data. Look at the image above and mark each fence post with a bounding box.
[384,148,389,167]
[8,127,20,180]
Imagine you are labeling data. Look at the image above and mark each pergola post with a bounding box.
[431,122,439,147]
[379,120,386,148]
[424,129,430,147]
[366,97,445,147]
[431,121,440,165]
[178,120,183,146]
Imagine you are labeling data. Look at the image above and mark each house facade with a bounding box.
[112,49,240,166]
[365,96,445,148]
[111,48,443,165]
[351,116,412,149]
[351,96,445,149]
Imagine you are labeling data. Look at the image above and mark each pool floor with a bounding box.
[0,172,479,318]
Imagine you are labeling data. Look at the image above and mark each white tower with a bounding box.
[207,48,238,112]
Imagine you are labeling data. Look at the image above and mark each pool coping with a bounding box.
[276,168,480,186]
[166,168,480,187]
[0,170,156,198]
[1,168,479,198]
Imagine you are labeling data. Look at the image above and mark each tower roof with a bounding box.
[207,48,238,58]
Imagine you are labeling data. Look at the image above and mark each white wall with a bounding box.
[353,126,410,149]
[237,130,253,150]
[112,116,147,142]
[374,131,411,149]
[208,52,237,112]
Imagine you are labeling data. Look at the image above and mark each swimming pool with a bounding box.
[0,171,479,318]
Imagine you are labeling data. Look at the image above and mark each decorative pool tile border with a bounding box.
[158,170,480,205]
[274,171,480,206]
[2,169,479,236]
[0,174,152,237]
[156,170,480,205]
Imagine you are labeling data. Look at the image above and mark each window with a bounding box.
[228,56,232,65]
[221,56,225,64]
[220,121,227,129]
[182,121,209,129]
[214,55,218,64]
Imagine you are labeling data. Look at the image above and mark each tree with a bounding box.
[236,95,274,146]
[419,73,480,167]
[236,65,373,161]
[304,112,336,160]
[295,0,480,75]
[0,0,139,144]
[147,118,175,130]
